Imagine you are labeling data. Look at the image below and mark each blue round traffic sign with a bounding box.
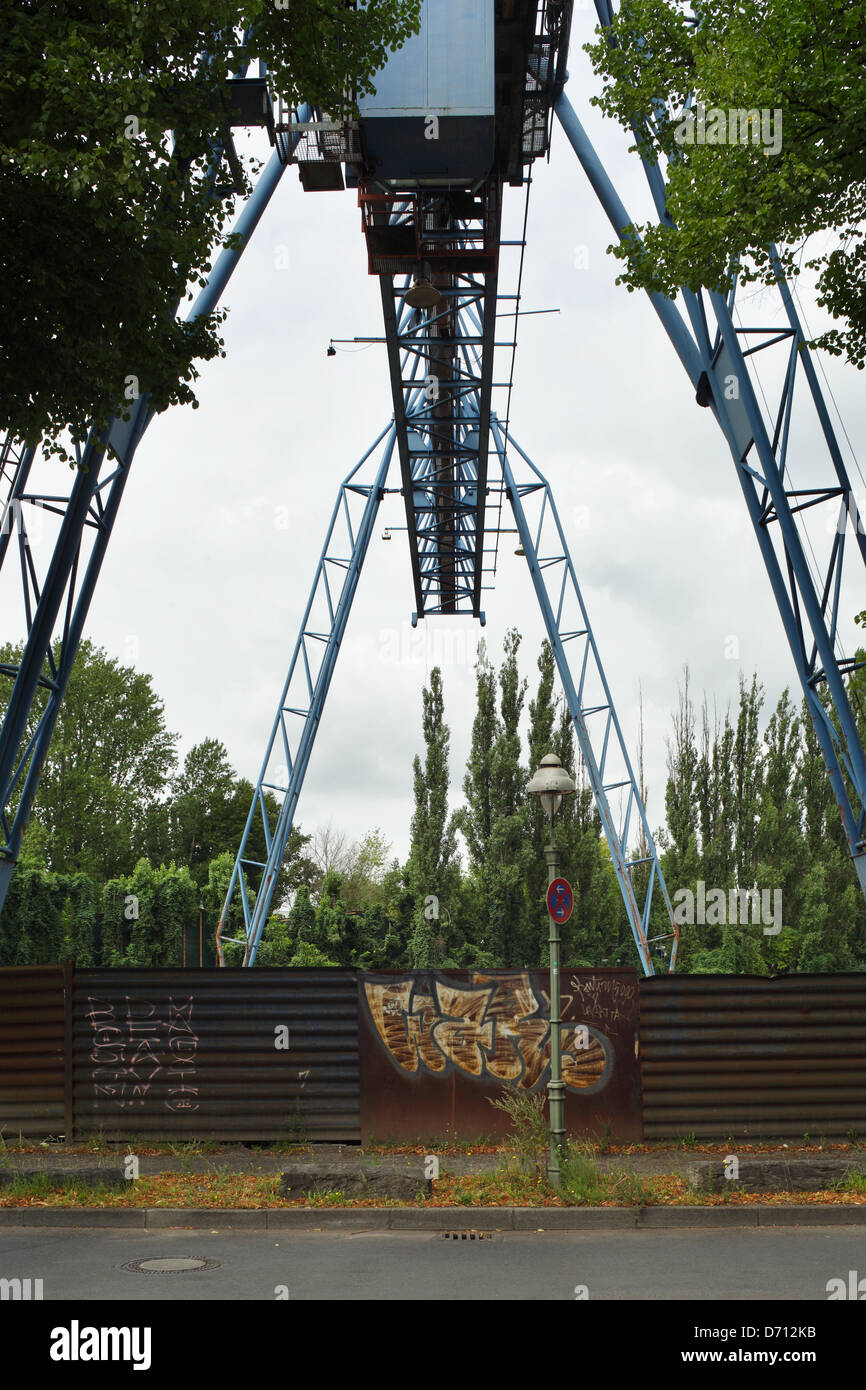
[546,877,574,924]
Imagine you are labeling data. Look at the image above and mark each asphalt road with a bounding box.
[2,1225,864,1301]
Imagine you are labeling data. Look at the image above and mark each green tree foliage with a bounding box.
[455,641,500,962]
[0,640,177,887]
[288,884,316,945]
[524,639,559,949]
[312,868,352,964]
[0,631,318,957]
[586,0,866,367]
[659,669,704,968]
[203,849,252,967]
[101,859,197,967]
[669,664,866,973]
[0,865,94,965]
[169,738,238,873]
[453,633,536,967]
[406,667,460,965]
[159,737,316,898]
[253,914,296,968]
[755,690,805,965]
[459,641,498,870]
[0,0,421,452]
[251,872,405,970]
[484,629,532,966]
[62,872,98,968]
[732,675,764,887]
[340,829,392,912]
[4,629,865,975]
[353,902,407,971]
[663,667,701,885]
[287,939,341,968]
[695,698,735,890]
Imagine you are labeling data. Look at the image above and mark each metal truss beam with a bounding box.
[216,428,397,966]
[556,75,866,895]
[368,183,502,621]
[493,417,678,975]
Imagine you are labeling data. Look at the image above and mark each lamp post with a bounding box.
[527,751,576,1189]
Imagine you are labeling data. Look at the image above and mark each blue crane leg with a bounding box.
[217,428,397,966]
[492,416,678,975]
[555,85,866,897]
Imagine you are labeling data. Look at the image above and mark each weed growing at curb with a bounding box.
[487,1090,547,1178]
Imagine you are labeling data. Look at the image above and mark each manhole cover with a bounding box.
[121,1256,222,1275]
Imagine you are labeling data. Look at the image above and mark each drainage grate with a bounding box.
[121,1256,223,1275]
[440,1230,492,1241]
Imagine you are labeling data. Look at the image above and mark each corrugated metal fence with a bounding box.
[641,973,866,1139]
[1,968,865,1141]
[0,965,67,1139]
[358,968,642,1142]
[74,970,360,1142]
[3,969,360,1142]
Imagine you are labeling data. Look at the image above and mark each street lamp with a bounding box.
[527,751,576,1189]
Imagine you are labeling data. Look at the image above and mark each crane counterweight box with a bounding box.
[358,0,495,186]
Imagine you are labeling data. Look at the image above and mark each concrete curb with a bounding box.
[268,1208,392,1230]
[755,1205,866,1226]
[639,1206,760,1226]
[145,1209,265,1229]
[512,1207,639,1230]
[0,1203,864,1229]
[0,1208,147,1227]
[388,1207,507,1231]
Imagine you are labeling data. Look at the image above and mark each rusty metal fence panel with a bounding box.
[640,973,866,1139]
[72,969,360,1142]
[359,969,643,1143]
[0,965,66,1138]
[4,967,865,1144]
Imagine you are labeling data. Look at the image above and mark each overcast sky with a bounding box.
[6,15,865,874]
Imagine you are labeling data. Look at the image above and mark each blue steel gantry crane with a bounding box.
[1,1,864,980]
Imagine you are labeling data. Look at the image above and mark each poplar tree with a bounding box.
[555,699,628,968]
[695,698,735,890]
[663,668,706,970]
[407,667,459,965]
[755,690,805,971]
[795,691,862,972]
[733,675,765,887]
[458,641,498,871]
[484,630,531,965]
[524,641,559,953]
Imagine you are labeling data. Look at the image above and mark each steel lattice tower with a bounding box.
[1,1,864,980]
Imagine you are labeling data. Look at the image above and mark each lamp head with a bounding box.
[527,752,575,821]
[405,276,443,309]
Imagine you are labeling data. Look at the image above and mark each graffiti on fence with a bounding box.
[570,973,636,1034]
[85,995,200,1111]
[363,972,612,1092]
